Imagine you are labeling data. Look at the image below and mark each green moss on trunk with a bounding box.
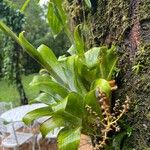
[87,0,150,149]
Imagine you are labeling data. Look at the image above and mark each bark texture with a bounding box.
[88,0,150,149]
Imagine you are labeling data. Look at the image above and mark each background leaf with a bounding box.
[20,0,31,12]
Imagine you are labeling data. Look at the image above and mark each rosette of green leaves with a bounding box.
[0,22,118,150]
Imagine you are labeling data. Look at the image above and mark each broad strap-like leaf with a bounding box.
[50,0,72,42]
[74,47,101,88]
[30,74,69,98]
[74,25,85,56]
[65,92,84,118]
[19,32,56,76]
[58,127,81,150]
[52,98,68,112]
[19,32,44,62]
[40,117,64,137]
[52,0,66,26]
[84,47,101,69]
[23,106,52,125]
[63,55,87,95]
[30,93,57,105]
[19,33,66,84]
[75,58,99,88]
[47,2,63,35]
[37,44,67,84]
[40,112,81,137]
[52,92,84,118]
[99,46,118,80]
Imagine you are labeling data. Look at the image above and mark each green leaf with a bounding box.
[20,0,31,12]
[58,127,81,150]
[47,2,63,35]
[65,92,84,118]
[31,93,57,105]
[67,45,76,55]
[40,112,81,137]
[75,47,101,87]
[52,98,67,112]
[63,56,87,95]
[52,0,66,26]
[0,21,20,44]
[40,117,64,137]
[23,106,52,125]
[76,58,99,87]
[84,90,102,117]
[84,47,101,69]
[19,32,53,73]
[54,111,82,127]
[99,45,118,80]
[37,44,67,84]
[19,33,66,83]
[91,78,111,97]
[19,32,41,59]
[52,92,84,118]
[84,0,92,8]
[74,25,85,56]
[30,74,69,98]
[112,132,127,150]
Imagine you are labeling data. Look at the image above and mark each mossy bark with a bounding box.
[88,0,150,149]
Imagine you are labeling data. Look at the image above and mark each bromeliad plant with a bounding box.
[0,22,130,150]
[0,0,130,148]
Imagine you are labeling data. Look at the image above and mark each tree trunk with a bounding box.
[14,43,28,105]
[88,0,150,149]
[15,75,28,105]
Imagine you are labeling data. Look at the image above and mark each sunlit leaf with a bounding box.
[23,106,52,125]
[84,0,92,8]
[65,92,84,118]
[19,33,66,83]
[91,78,111,97]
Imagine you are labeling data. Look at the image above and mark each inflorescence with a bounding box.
[85,80,130,150]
